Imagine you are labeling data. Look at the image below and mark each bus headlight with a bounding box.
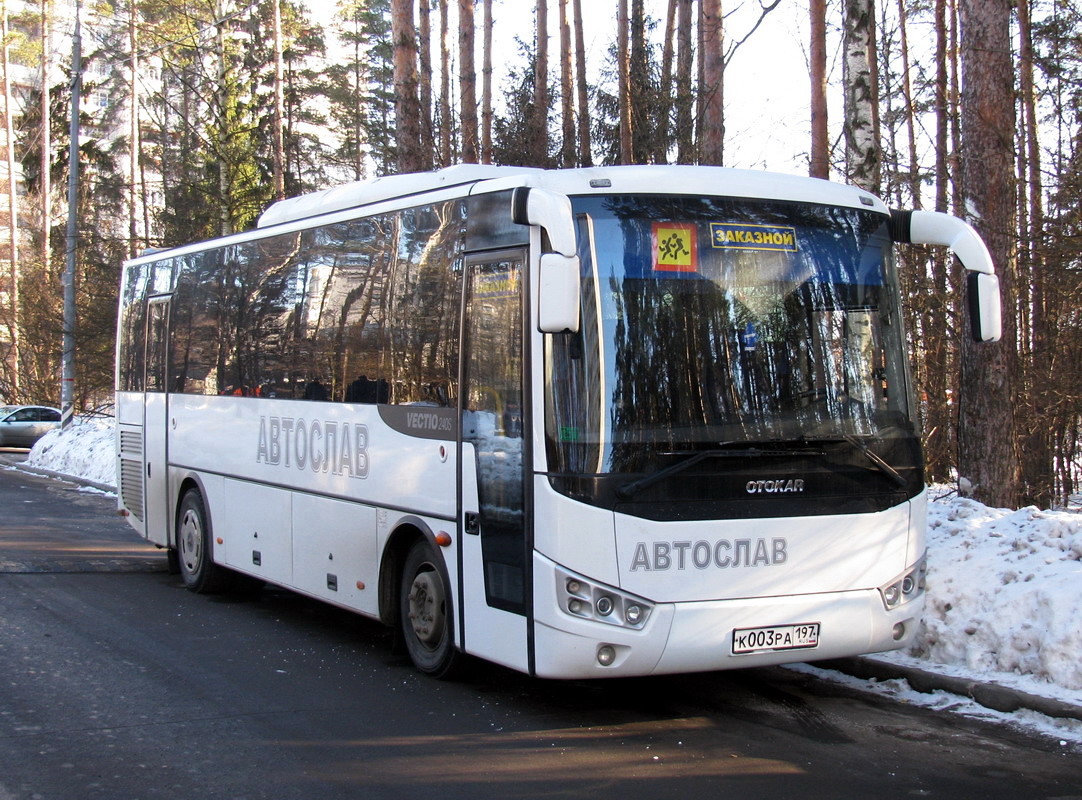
[878,556,927,610]
[557,567,652,630]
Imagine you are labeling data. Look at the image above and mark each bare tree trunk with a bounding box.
[481,0,493,163]
[2,0,18,398]
[459,0,478,162]
[809,0,829,178]
[617,0,632,163]
[654,0,677,164]
[699,0,723,165]
[572,0,591,165]
[438,0,451,166]
[558,0,574,166]
[127,2,143,257]
[419,0,434,164]
[897,0,920,208]
[1016,0,1052,506]
[924,0,952,481]
[271,0,286,200]
[533,0,549,165]
[675,0,693,163]
[629,0,647,162]
[215,1,231,237]
[40,0,50,283]
[392,0,427,172]
[348,12,366,180]
[842,0,880,194]
[949,0,963,215]
[957,0,1020,507]
[696,0,705,151]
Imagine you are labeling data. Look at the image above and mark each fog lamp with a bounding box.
[883,584,900,607]
[597,645,616,666]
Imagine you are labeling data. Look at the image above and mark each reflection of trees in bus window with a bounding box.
[171,251,223,395]
[381,201,464,406]
[117,262,153,392]
[165,200,464,403]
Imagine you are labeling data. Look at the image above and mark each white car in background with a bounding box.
[0,405,61,448]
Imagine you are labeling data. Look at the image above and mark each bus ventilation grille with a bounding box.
[118,431,145,522]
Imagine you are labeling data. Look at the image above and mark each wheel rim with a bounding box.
[179,507,203,574]
[406,563,445,650]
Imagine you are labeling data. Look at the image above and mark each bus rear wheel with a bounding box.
[176,489,233,594]
[399,538,461,678]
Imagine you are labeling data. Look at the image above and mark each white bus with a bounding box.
[115,164,1001,678]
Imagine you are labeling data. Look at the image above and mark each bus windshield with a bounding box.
[545,195,919,514]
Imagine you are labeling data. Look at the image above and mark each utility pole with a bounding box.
[61,0,81,428]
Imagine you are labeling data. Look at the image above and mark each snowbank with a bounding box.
[876,490,1082,701]
[23,421,1082,704]
[26,418,116,488]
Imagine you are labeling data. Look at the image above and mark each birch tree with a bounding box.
[842,0,880,193]
[481,0,493,162]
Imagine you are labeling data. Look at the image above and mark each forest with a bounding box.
[0,0,1078,510]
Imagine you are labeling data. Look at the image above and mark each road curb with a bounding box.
[818,656,1082,722]
[5,460,116,495]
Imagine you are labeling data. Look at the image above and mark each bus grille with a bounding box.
[118,430,145,522]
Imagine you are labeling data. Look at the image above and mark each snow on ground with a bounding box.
[20,420,1082,745]
[25,417,117,488]
[879,490,1082,695]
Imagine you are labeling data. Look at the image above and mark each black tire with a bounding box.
[176,489,233,593]
[399,538,461,678]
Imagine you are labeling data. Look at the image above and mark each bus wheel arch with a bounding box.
[382,523,461,678]
[175,483,233,594]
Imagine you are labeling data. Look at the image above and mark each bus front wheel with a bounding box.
[399,538,460,678]
[176,489,233,594]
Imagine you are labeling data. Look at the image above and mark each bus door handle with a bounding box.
[464,512,480,536]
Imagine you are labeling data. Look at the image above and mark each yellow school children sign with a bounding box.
[652,221,698,272]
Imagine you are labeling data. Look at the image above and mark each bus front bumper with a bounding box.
[532,576,922,680]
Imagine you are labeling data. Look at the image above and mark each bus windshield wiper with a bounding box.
[800,434,908,488]
[841,435,908,488]
[616,445,821,500]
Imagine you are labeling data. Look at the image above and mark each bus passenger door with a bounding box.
[459,251,530,671]
[142,296,171,547]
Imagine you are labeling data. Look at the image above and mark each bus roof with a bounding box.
[122,165,889,267]
[256,164,541,228]
[257,164,889,230]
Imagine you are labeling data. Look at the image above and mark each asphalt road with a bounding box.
[1,464,1079,800]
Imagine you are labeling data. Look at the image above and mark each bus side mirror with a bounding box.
[538,253,581,333]
[968,272,1002,343]
[511,187,577,257]
[891,208,1002,342]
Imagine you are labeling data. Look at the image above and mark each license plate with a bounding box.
[732,622,821,655]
